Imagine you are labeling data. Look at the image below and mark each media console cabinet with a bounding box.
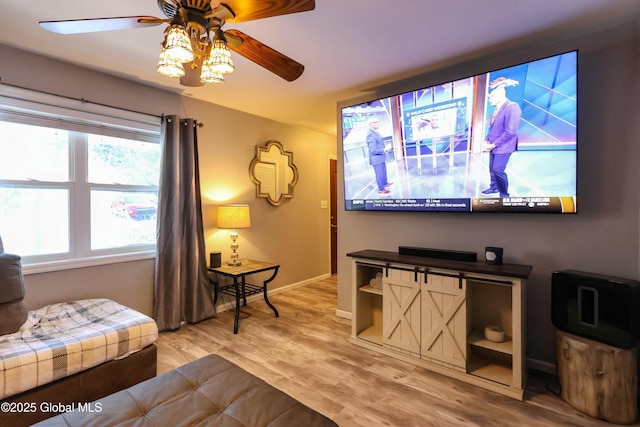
[347,249,533,400]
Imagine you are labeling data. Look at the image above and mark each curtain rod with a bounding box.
[0,78,164,121]
[165,116,204,128]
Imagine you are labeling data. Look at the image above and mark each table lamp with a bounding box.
[217,204,251,266]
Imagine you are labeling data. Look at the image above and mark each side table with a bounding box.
[208,259,279,334]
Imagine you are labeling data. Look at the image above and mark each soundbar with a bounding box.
[398,246,477,262]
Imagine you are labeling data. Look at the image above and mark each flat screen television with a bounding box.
[341,50,577,213]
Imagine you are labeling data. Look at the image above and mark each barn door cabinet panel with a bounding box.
[382,267,421,356]
[347,249,532,401]
[421,271,467,371]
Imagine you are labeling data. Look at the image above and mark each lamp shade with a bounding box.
[163,24,194,63]
[157,49,186,78]
[217,204,251,229]
[210,39,235,75]
[200,50,225,84]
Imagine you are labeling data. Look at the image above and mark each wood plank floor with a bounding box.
[156,276,637,426]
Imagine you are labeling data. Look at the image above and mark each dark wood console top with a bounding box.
[347,249,532,279]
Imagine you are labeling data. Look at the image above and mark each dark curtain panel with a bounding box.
[154,116,215,331]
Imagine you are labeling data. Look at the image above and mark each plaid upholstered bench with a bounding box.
[34,354,338,427]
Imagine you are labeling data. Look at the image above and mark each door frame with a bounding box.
[329,156,337,275]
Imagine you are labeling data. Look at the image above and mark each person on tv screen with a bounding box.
[417,113,440,138]
[482,77,522,198]
[366,117,393,194]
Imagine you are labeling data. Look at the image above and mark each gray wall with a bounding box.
[0,44,336,317]
[336,20,640,367]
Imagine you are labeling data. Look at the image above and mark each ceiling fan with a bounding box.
[39,0,315,86]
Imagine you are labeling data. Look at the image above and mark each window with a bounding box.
[0,86,161,272]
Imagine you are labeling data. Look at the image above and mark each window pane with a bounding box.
[88,135,160,185]
[91,190,157,250]
[0,121,69,181]
[0,187,69,256]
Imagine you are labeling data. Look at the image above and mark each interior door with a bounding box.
[330,158,337,274]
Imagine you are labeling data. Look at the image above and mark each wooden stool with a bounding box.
[557,330,638,424]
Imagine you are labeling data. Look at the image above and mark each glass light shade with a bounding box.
[157,49,185,78]
[210,39,235,74]
[163,24,194,63]
[200,53,225,84]
[217,204,251,229]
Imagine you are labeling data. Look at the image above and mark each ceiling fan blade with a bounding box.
[180,57,205,87]
[39,16,165,35]
[225,29,304,82]
[221,0,315,23]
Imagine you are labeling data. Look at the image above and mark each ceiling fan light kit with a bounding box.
[156,5,234,85]
[39,0,316,87]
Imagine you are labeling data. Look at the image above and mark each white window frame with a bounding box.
[0,85,162,275]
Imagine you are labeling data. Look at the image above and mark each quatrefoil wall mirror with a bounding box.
[249,140,299,206]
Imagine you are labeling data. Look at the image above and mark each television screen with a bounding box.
[341,50,577,213]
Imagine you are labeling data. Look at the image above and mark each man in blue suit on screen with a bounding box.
[482,77,522,198]
[366,117,393,194]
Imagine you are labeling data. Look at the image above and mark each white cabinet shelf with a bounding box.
[348,249,531,401]
[358,284,383,295]
[468,330,512,355]
[353,261,384,346]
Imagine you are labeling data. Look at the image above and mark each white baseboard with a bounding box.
[335,309,352,320]
[214,273,332,313]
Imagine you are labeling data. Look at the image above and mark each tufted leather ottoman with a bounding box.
[34,354,337,426]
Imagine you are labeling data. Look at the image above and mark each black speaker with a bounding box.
[209,252,221,268]
[484,247,503,265]
[551,270,640,349]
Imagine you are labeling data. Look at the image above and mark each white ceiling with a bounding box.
[1,1,639,136]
